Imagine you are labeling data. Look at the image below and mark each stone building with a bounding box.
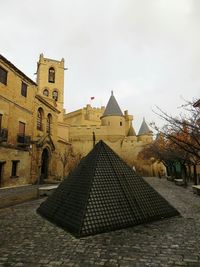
[0,53,163,188]
[65,91,162,176]
[0,54,69,188]
[0,55,37,187]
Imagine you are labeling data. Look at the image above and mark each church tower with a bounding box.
[36,54,65,121]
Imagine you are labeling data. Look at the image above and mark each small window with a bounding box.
[0,66,8,85]
[21,82,27,97]
[11,160,19,178]
[48,67,55,83]
[120,122,122,126]
[52,90,58,101]
[37,108,43,131]
[43,88,49,96]
[19,121,25,136]
[46,114,52,134]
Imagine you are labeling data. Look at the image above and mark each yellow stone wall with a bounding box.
[0,55,70,188]
[64,104,105,126]
[124,110,134,136]
[0,146,31,187]
[0,53,165,189]
[66,103,156,176]
[0,56,36,187]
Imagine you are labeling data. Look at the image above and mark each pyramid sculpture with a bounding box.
[37,141,179,237]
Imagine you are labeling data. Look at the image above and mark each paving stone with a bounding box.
[1,177,200,266]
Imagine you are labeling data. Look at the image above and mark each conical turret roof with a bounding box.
[127,123,136,136]
[102,91,123,117]
[138,118,152,135]
[37,141,179,237]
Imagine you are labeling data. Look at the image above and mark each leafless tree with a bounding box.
[57,146,82,178]
[150,99,200,184]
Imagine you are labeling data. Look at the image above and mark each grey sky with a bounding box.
[1,0,200,132]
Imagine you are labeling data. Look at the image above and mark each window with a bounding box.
[0,66,8,85]
[43,88,49,96]
[120,121,122,126]
[0,114,2,131]
[11,160,19,178]
[46,114,52,134]
[37,108,43,131]
[19,121,25,136]
[52,90,58,101]
[21,82,27,97]
[48,67,55,83]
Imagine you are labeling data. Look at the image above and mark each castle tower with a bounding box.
[101,91,125,137]
[137,118,153,143]
[36,54,65,121]
[127,123,136,137]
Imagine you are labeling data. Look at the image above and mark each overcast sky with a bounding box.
[1,0,200,132]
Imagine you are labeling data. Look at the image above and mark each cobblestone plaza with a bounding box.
[1,177,200,267]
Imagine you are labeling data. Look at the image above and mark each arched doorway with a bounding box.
[40,148,49,184]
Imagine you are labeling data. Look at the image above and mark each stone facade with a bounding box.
[0,54,69,188]
[65,92,164,177]
[0,54,163,188]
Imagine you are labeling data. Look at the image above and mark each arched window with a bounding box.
[46,114,52,134]
[52,90,58,101]
[37,108,43,131]
[43,88,49,96]
[48,67,55,83]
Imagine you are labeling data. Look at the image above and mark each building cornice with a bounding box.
[0,54,37,86]
[0,95,33,115]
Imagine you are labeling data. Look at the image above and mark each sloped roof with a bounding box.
[127,123,136,136]
[37,140,179,237]
[138,118,152,135]
[0,54,37,86]
[102,91,123,117]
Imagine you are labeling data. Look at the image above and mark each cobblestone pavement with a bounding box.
[1,177,200,267]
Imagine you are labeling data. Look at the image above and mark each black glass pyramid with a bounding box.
[37,141,179,237]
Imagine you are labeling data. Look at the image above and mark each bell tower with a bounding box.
[36,54,65,121]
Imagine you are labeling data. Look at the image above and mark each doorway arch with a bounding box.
[40,148,49,184]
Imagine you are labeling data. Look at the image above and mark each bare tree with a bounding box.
[151,99,200,184]
[57,146,82,178]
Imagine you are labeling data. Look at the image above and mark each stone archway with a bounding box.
[40,148,49,184]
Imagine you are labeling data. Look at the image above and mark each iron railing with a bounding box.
[17,134,31,145]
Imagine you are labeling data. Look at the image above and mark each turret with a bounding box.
[101,91,125,137]
[137,118,153,143]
